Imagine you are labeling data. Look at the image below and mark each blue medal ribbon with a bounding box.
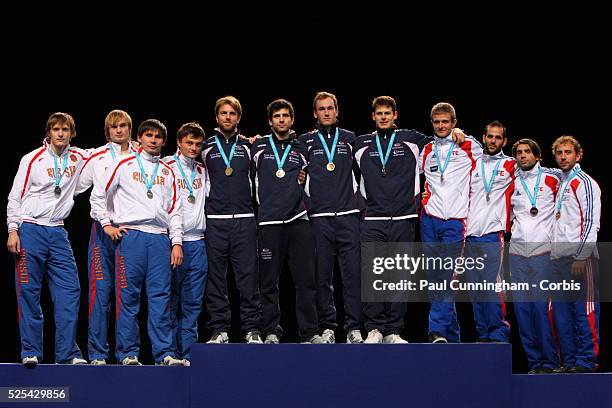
[268,135,292,172]
[433,139,456,181]
[481,157,502,200]
[375,131,396,173]
[135,151,160,196]
[53,150,69,191]
[214,136,237,169]
[556,166,582,214]
[317,128,339,168]
[107,143,117,160]
[519,166,543,210]
[174,154,197,198]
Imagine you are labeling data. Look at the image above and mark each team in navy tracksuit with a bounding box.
[201,121,263,342]
[300,113,363,343]
[550,136,601,373]
[253,100,321,343]
[7,113,88,366]
[354,96,434,343]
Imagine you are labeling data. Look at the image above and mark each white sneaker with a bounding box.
[22,356,38,367]
[321,329,335,344]
[245,331,263,344]
[90,359,106,365]
[347,330,364,344]
[121,356,142,366]
[158,355,185,366]
[207,331,229,344]
[182,359,191,367]
[364,329,383,344]
[69,357,88,365]
[264,334,280,344]
[302,334,325,344]
[383,334,409,344]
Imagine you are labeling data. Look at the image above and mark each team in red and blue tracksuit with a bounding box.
[420,105,482,343]
[91,120,184,365]
[509,139,560,372]
[464,123,514,342]
[163,125,208,361]
[550,136,601,372]
[7,113,88,364]
[300,112,363,343]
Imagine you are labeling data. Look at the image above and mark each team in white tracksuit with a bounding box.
[7,113,89,365]
[163,137,208,361]
[465,151,515,342]
[90,121,184,365]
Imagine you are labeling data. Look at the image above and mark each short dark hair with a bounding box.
[177,122,205,141]
[372,96,396,112]
[512,138,541,158]
[484,120,506,139]
[137,119,168,141]
[267,99,294,121]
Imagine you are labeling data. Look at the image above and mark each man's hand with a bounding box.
[171,244,183,269]
[103,225,128,241]
[7,231,20,254]
[421,189,430,202]
[571,260,587,277]
[451,128,466,144]
[298,170,306,184]
[239,134,263,144]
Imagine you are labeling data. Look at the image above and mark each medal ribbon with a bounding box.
[268,135,292,172]
[214,136,237,169]
[519,167,543,209]
[135,151,160,194]
[433,139,456,177]
[317,128,339,167]
[52,150,69,191]
[556,166,582,214]
[482,157,503,196]
[375,131,396,170]
[174,154,197,198]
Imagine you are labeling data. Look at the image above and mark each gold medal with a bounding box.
[276,169,285,178]
[326,162,335,172]
[225,167,233,176]
[188,194,195,204]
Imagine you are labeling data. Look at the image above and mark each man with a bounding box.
[77,109,137,364]
[252,99,323,344]
[201,96,262,344]
[299,92,363,344]
[7,112,88,366]
[464,121,514,342]
[550,135,601,373]
[509,138,560,373]
[91,119,185,366]
[355,96,464,344]
[163,123,208,365]
[419,102,482,344]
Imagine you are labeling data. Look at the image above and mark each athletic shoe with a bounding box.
[207,331,229,344]
[566,365,592,373]
[346,330,364,344]
[429,331,448,344]
[182,359,191,367]
[69,357,88,365]
[121,356,142,366]
[302,335,325,344]
[264,334,280,344]
[383,334,408,344]
[246,331,263,344]
[157,355,185,366]
[321,329,335,344]
[22,356,38,367]
[90,359,106,365]
[528,367,553,374]
[364,329,383,344]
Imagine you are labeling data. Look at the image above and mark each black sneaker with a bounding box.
[429,332,448,344]
[528,367,553,374]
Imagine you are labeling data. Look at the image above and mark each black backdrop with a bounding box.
[1,14,608,373]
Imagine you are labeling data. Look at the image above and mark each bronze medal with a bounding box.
[555,211,561,220]
[54,186,61,196]
[188,194,196,204]
[147,190,153,199]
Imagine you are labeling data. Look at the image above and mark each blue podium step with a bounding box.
[1,344,610,408]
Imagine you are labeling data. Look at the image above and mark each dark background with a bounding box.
[1,13,608,373]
